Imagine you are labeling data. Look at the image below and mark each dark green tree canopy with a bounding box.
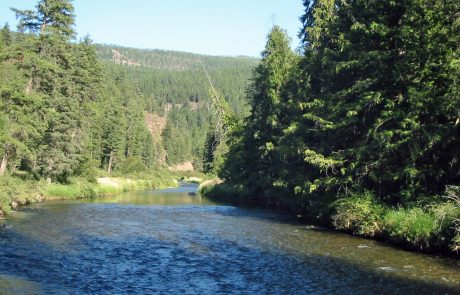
[12,0,75,38]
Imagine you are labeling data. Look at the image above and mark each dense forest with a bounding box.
[0,0,257,183]
[95,45,257,166]
[203,0,460,253]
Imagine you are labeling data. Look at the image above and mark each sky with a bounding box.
[0,0,305,57]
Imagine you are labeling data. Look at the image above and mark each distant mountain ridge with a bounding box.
[95,44,259,72]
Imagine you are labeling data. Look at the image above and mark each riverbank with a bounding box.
[0,171,179,216]
[199,180,460,256]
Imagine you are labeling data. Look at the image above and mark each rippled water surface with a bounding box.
[0,183,459,294]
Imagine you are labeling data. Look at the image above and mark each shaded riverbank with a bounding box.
[0,183,459,294]
[198,180,460,256]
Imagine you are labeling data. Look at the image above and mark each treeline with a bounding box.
[97,45,257,166]
[0,0,159,183]
[211,0,460,252]
[97,44,257,73]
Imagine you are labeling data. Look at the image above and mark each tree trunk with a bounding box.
[25,76,33,95]
[47,162,53,184]
[40,21,46,35]
[107,151,114,174]
[0,153,8,176]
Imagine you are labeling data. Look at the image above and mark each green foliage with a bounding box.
[216,1,460,253]
[220,26,297,193]
[40,173,177,200]
[202,87,237,175]
[332,192,385,237]
[0,176,37,214]
[0,0,255,181]
[383,208,437,250]
[74,159,99,183]
[96,45,256,115]
[444,186,460,251]
[163,111,192,165]
[197,179,243,200]
[96,45,257,167]
[12,0,75,38]
[118,156,146,175]
[42,179,95,199]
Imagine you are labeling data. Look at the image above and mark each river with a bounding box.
[0,183,459,294]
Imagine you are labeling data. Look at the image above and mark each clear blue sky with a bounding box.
[0,0,304,57]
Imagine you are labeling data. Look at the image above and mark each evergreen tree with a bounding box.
[221,26,295,194]
[100,98,127,173]
[220,0,460,214]
[203,86,237,175]
[295,0,460,202]
[12,0,75,37]
[1,23,12,47]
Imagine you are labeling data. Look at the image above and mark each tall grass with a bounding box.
[0,169,179,216]
[383,208,437,249]
[445,186,460,251]
[331,190,460,252]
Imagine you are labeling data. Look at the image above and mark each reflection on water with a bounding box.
[0,183,459,294]
[86,183,217,206]
[0,274,42,294]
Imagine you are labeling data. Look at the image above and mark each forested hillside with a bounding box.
[0,1,257,180]
[95,44,258,167]
[0,1,251,184]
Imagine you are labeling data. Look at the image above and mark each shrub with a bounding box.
[331,191,385,237]
[74,159,99,183]
[0,176,37,214]
[444,186,460,252]
[118,156,146,175]
[198,179,223,195]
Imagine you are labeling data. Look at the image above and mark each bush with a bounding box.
[74,159,99,183]
[0,176,37,214]
[118,156,146,175]
[444,186,460,251]
[331,191,385,236]
[198,179,223,195]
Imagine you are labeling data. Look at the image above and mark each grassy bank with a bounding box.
[199,180,460,255]
[0,170,178,216]
[175,171,208,184]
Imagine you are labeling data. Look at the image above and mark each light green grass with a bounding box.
[383,208,437,249]
[0,171,179,215]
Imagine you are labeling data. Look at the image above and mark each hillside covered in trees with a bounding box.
[0,0,257,182]
[94,44,257,167]
[203,0,460,253]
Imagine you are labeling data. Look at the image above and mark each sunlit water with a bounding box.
[0,183,459,294]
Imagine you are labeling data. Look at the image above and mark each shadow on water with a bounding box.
[0,227,459,295]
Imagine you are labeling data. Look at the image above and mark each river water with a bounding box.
[0,183,459,294]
